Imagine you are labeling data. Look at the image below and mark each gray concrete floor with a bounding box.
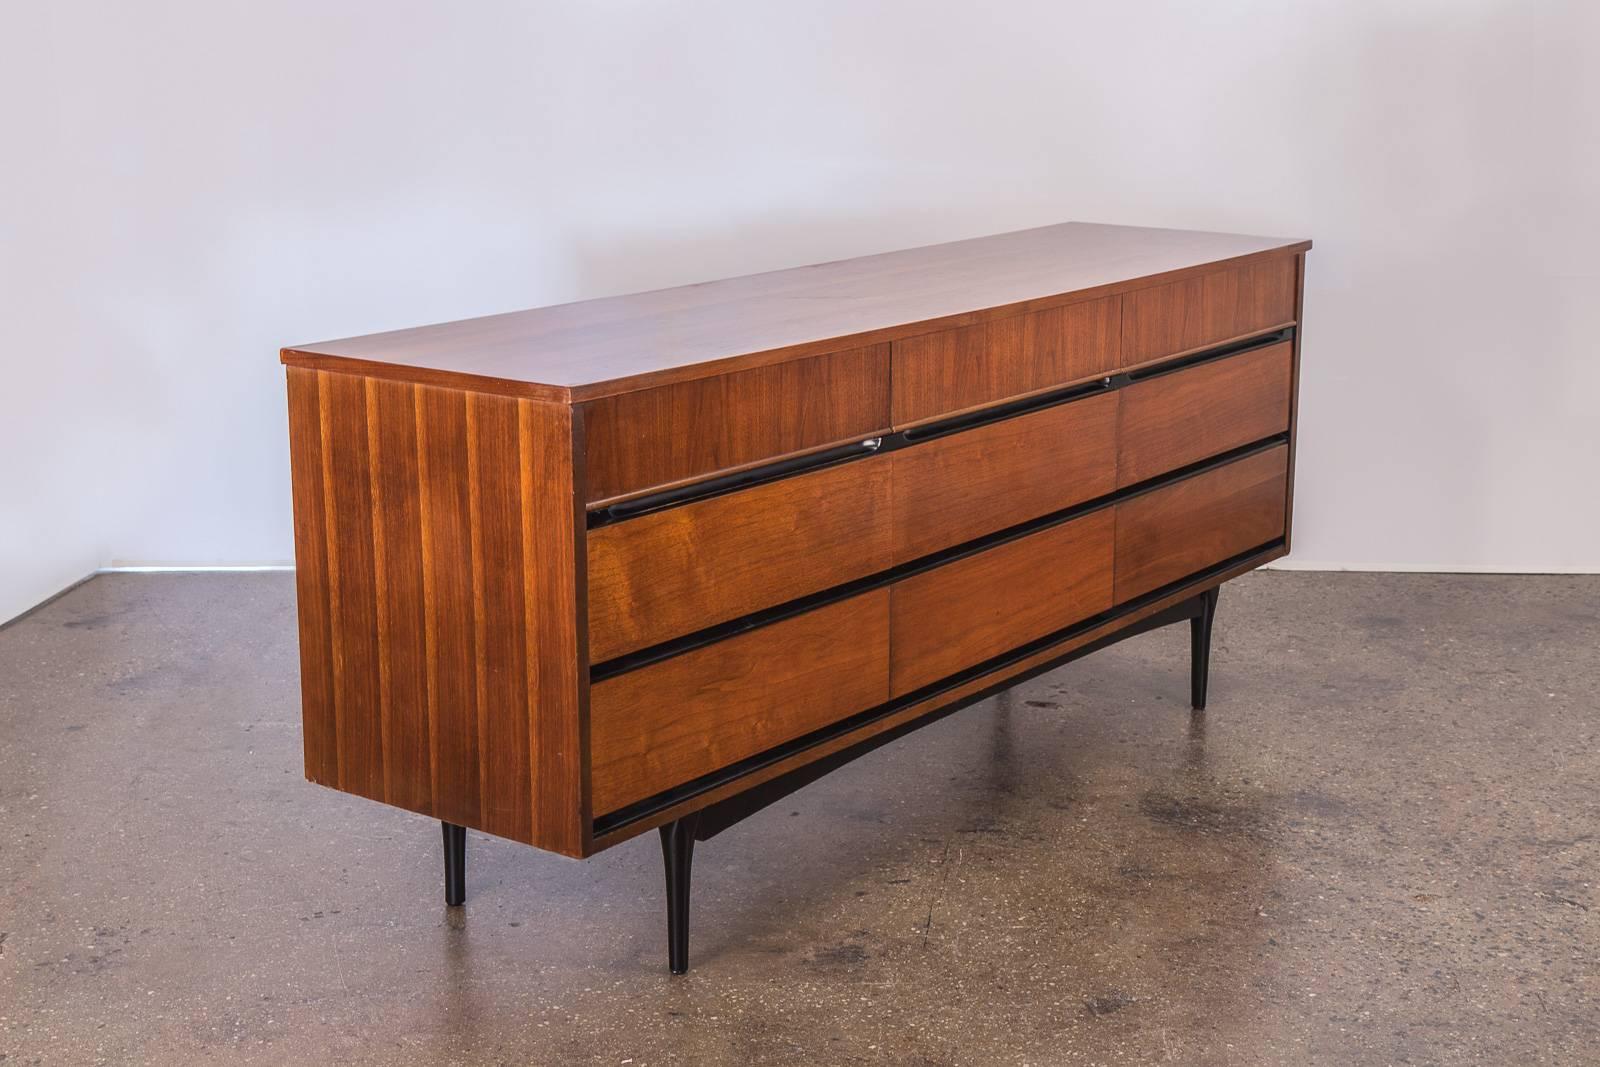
[1,571,1597,1065]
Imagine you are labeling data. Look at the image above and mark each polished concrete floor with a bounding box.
[1,571,1596,1065]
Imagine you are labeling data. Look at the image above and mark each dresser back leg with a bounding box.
[659,812,701,974]
[1190,586,1221,710]
[442,822,467,906]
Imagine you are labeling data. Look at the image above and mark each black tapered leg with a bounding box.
[659,813,700,975]
[442,822,466,906]
[1190,586,1221,710]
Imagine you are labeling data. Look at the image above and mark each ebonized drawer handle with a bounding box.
[590,436,886,528]
[899,378,1113,444]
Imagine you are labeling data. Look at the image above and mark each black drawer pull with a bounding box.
[589,435,888,528]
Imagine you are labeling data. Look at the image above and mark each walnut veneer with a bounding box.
[283,221,1310,864]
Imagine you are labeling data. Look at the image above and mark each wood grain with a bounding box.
[588,591,890,816]
[282,223,1309,402]
[1120,256,1298,364]
[366,378,430,814]
[1114,445,1289,603]
[320,370,384,801]
[588,542,1285,852]
[889,510,1115,696]
[286,369,588,855]
[286,368,338,786]
[1116,342,1293,487]
[587,456,893,662]
[286,222,1312,865]
[890,392,1119,563]
[1283,252,1306,551]
[415,383,480,829]
[522,401,590,853]
[467,391,533,842]
[581,345,890,503]
[892,296,1119,424]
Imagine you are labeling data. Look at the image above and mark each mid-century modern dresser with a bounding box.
[282,221,1310,972]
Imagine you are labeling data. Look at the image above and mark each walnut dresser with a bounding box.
[281,221,1311,973]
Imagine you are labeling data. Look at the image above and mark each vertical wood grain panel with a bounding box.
[319,371,385,801]
[286,368,587,853]
[468,393,534,843]
[285,369,338,786]
[416,385,482,829]
[368,378,432,815]
[522,401,588,855]
[1120,256,1297,364]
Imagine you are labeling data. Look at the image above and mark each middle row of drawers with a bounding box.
[587,340,1293,663]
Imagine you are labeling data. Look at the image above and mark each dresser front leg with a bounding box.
[1190,586,1221,710]
[659,812,701,974]
[442,822,466,906]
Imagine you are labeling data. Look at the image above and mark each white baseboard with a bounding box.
[1266,560,1599,575]
[3,565,295,628]
[99,564,295,573]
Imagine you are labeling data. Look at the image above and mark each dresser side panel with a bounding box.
[320,371,386,801]
[285,368,340,787]
[286,369,587,855]
[368,378,433,815]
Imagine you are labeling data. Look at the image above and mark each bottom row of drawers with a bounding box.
[589,444,1290,817]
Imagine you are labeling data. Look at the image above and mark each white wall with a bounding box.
[4,0,1597,621]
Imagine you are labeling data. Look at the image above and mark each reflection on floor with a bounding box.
[2,571,1597,1065]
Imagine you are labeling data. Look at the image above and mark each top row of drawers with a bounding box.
[582,255,1299,504]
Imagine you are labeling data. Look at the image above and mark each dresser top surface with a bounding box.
[282,221,1309,402]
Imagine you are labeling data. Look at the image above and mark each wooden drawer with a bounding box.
[1114,445,1288,602]
[582,344,891,504]
[587,456,893,662]
[892,297,1119,425]
[889,509,1114,697]
[1120,256,1297,365]
[1117,341,1293,487]
[890,391,1118,563]
[589,591,891,815]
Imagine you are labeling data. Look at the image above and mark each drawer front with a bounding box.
[589,591,890,815]
[1117,341,1293,487]
[582,344,891,504]
[889,509,1115,697]
[890,391,1118,563]
[587,456,893,662]
[1120,256,1297,365]
[1114,445,1288,602]
[892,297,1119,425]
